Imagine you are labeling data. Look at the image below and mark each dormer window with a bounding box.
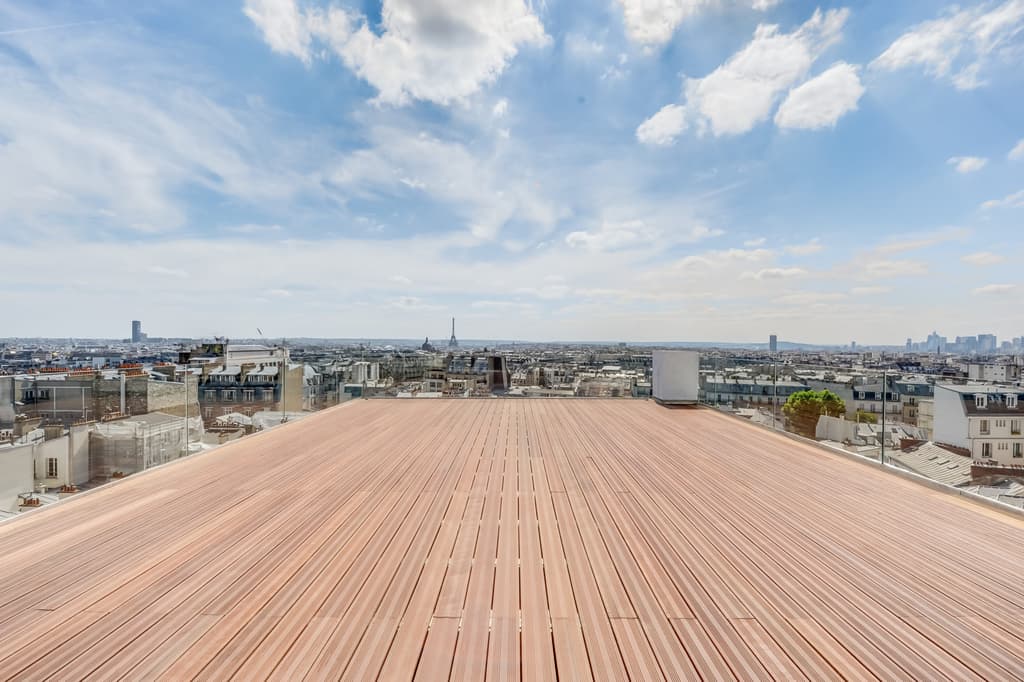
[976,395,988,409]
[1009,394,1019,409]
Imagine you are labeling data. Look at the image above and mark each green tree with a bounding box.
[783,389,846,437]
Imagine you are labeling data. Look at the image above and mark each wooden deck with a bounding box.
[1,399,1023,680]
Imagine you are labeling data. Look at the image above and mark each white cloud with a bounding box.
[752,0,781,9]
[872,1,1024,90]
[244,0,549,106]
[947,156,988,173]
[972,283,1017,296]
[566,220,720,252]
[636,104,687,146]
[744,237,767,247]
[673,247,772,271]
[875,227,967,253]
[243,0,315,63]
[741,267,807,280]
[785,238,824,255]
[617,0,713,47]
[850,286,891,295]
[685,8,847,135]
[981,189,1024,209]
[564,33,605,59]
[774,62,864,130]
[0,11,314,235]
[492,98,509,118]
[860,259,929,278]
[639,9,849,139]
[1010,139,1024,160]
[330,126,562,241]
[962,252,1005,266]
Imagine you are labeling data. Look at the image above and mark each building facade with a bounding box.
[934,384,1024,465]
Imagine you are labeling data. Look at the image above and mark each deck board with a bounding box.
[0,399,1023,680]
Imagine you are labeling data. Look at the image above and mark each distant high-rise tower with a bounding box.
[131,320,143,343]
[448,317,459,349]
[769,334,778,353]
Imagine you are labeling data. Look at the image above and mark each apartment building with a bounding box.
[967,362,1022,384]
[934,384,1024,465]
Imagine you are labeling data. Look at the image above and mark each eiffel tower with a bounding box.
[448,317,459,349]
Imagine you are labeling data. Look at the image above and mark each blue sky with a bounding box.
[1,0,1022,343]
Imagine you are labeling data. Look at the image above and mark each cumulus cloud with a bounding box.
[616,0,788,47]
[947,156,988,173]
[637,9,850,141]
[872,0,1024,90]
[617,0,714,47]
[244,0,549,106]
[636,104,687,146]
[1010,139,1024,160]
[981,189,1024,209]
[774,62,864,130]
[962,252,1005,266]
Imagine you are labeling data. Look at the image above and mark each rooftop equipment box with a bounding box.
[652,350,699,404]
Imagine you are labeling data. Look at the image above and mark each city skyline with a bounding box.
[2,1,1023,342]
[3,320,1023,351]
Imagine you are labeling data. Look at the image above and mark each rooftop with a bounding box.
[1,400,1023,678]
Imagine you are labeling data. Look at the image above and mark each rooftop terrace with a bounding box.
[1,400,1023,679]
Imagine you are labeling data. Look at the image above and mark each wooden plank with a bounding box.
[0,400,1022,680]
[610,618,667,682]
[414,618,460,681]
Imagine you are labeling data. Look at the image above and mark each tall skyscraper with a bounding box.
[769,334,778,353]
[131,320,143,343]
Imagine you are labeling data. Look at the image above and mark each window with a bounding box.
[996,419,1007,429]
[976,395,988,409]
[46,457,58,478]
[1014,443,1022,458]
[1009,394,1019,409]
[1013,420,1021,435]
[980,419,990,434]
[243,389,255,402]
[204,407,213,419]
[223,390,235,401]
[981,442,993,458]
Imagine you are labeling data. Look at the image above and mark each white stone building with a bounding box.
[934,384,1024,464]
